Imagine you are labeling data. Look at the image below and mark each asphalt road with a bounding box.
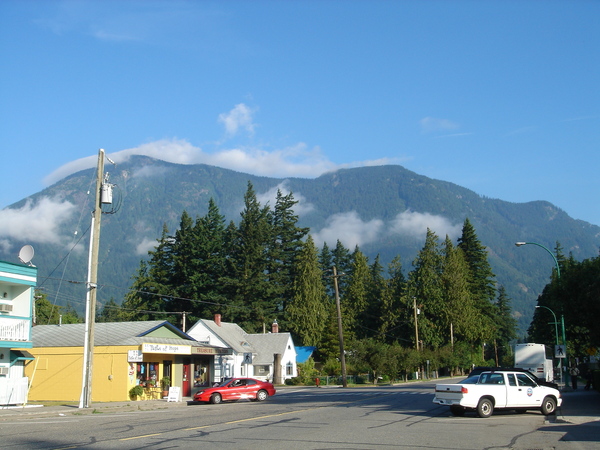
[1,382,598,449]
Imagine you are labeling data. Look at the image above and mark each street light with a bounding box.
[514,242,560,278]
[515,241,568,387]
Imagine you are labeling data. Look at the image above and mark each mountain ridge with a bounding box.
[3,156,599,332]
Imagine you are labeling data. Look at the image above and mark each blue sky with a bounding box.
[1,0,599,235]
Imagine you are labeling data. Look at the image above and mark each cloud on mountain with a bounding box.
[312,210,461,250]
[0,198,77,252]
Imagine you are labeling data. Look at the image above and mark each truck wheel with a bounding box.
[450,405,465,416]
[541,396,556,415]
[477,398,494,418]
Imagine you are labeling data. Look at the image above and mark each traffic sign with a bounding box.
[243,352,253,364]
[555,344,566,358]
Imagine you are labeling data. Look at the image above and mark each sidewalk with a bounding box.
[554,388,600,425]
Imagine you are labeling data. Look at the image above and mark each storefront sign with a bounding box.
[191,346,232,355]
[128,350,143,362]
[142,343,191,354]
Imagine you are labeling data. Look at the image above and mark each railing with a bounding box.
[0,318,30,342]
[0,377,29,406]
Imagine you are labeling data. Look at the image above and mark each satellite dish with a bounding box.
[18,245,35,265]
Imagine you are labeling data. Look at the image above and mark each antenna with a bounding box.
[18,245,35,266]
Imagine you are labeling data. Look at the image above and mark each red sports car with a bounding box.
[193,378,276,404]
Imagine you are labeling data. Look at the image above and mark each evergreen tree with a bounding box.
[269,189,310,317]
[379,256,407,344]
[345,247,370,339]
[225,182,275,331]
[365,255,386,341]
[286,235,328,346]
[441,236,479,343]
[407,228,444,349]
[494,285,517,365]
[456,218,497,344]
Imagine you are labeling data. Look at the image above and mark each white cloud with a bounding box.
[218,103,257,136]
[312,212,385,250]
[256,182,315,216]
[389,210,461,240]
[134,237,158,256]
[0,198,77,251]
[420,116,460,134]
[312,210,461,250]
[45,139,404,187]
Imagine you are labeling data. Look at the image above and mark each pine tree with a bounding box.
[345,247,370,339]
[379,255,407,344]
[441,236,479,343]
[456,218,497,344]
[269,189,309,317]
[226,182,275,332]
[286,235,328,346]
[407,228,444,349]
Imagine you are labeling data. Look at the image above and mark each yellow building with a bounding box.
[20,321,231,402]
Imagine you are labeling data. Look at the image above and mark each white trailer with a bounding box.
[514,343,554,382]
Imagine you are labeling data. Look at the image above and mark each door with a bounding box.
[182,359,191,397]
[510,373,542,407]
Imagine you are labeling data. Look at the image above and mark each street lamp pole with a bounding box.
[515,241,568,387]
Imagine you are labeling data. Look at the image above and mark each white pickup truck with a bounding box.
[433,369,562,418]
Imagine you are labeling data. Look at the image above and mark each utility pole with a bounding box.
[413,297,419,351]
[332,266,348,388]
[79,149,105,409]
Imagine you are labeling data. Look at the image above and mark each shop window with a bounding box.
[136,362,159,387]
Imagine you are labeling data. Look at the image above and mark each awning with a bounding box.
[295,346,316,363]
[10,350,35,362]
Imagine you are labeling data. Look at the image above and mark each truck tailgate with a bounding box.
[433,384,465,405]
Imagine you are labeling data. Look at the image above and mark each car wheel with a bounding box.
[541,396,556,415]
[476,398,494,418]
[210,393,222,405]
[450,405,465,417]
[256,389,268,402]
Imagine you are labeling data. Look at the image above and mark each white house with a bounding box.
[0,259,37,406]
[187,314,297,384]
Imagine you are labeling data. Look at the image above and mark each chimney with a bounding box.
[271,319,279,334]
[215,314,222,326]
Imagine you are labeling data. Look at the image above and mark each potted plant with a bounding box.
[129,384,144,400]
[160,376,171,398]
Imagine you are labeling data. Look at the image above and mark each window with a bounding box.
[507,374,517,386]
[136,362,159,386]
[286,361,293,376]
[516,373,536,387]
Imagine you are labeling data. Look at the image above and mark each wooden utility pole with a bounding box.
[413,297,419,351]
[79,149,105,409]
[332,266,348,388]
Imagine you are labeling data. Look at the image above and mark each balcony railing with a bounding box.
[0,318,30,342]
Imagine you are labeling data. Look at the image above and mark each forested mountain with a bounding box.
[3,156,599,333]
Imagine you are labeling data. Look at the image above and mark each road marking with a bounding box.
[120,432,162,441]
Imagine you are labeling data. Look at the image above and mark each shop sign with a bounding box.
[128,350,143,362]
[142,343,191,354]
[191,346,232,355]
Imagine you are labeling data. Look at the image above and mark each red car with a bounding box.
[193,378,276,404]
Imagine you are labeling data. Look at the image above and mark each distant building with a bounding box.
[187,314,297,384]
[0,259,37,406]
[20,321,230,402]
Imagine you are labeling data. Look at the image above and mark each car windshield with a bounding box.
[215,379,233,387]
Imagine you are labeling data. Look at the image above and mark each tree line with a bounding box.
[93,182,514,378]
